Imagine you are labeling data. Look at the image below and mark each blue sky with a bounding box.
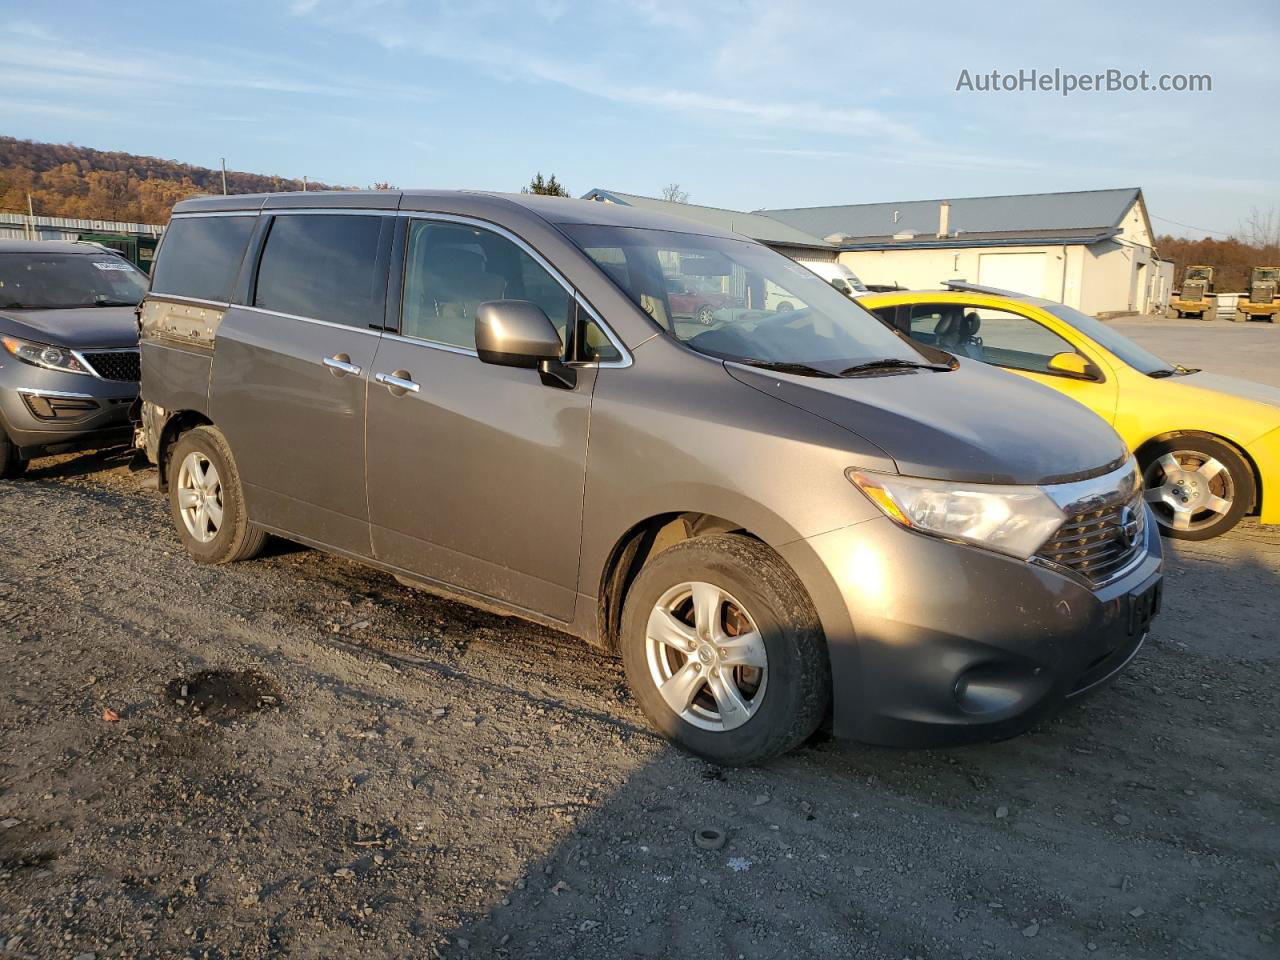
[2,0,1276,237]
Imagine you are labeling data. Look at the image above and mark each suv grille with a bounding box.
[1036,493,1146,585]
[82,349,140,382]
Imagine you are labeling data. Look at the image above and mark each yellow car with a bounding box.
[862,283,1280,540]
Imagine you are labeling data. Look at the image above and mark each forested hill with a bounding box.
[0,137,351,225]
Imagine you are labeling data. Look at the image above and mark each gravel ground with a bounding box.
[0,447,1277,960]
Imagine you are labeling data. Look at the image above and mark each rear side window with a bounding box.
[151,216,255,302]
[254,215,384,327]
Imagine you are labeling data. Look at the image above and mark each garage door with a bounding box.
[977,253,1047,299]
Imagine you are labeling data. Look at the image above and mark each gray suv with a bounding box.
[138,191,1163,765]
[0,240,145,477]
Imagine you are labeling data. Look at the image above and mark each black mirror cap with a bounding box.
[474,300,563,369]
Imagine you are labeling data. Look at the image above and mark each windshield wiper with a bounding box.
[839,358,951,376]
[93,298,138,307]
[735,359,839,378]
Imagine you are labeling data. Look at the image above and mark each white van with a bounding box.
[804,262,869,298]
[766,262,868,312]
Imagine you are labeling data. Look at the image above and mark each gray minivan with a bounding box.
[139,190,1162,764]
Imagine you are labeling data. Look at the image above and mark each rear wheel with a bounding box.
[695,304,716,325]
[168,426,267,563]
[0,430,28,479]
[1141,436,1253,540]
[620,534,830,765]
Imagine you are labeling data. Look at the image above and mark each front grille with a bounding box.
[1036,494,1146,585]
[82,349,140,382]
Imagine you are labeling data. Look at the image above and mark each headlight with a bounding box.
[848,469,1066,560]
[2,336,91,376]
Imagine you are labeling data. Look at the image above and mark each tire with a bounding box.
[775,301,794,314]
[695,304,716,325]
[168,426,267,564]
[0,430,28,480]
[1140,436,1254,540]
[619,533,830,765]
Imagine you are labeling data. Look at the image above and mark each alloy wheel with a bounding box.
[176,451,224,543]
[1143,451,1234,534]
[645,581,768,732]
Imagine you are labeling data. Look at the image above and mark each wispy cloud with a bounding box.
[288,0,922,142]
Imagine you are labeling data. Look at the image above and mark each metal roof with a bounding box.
[757,188,1143,243]
[580,189,835,248]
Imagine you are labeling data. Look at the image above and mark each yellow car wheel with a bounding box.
[1140,437,1253,540]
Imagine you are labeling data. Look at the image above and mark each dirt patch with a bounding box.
[165,669,282,722]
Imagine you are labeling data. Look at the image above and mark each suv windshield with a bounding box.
[0,253,149,309]
[1044,304,1175,376]
[564,224,931,374]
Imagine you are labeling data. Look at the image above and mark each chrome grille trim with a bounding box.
[1035,458,1148,587]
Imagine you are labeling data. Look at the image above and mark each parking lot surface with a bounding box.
[1,319,1277,959]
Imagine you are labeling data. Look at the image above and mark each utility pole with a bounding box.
[25,192,34,240]
[302,176,308,192]
[220,158,228,195]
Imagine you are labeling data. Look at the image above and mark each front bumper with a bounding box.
[0,360,137,457]
[778,510,1163,747]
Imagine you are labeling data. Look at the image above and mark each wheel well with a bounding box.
[1134,430,1262,515]
[595,512,754,652]
[156,410,214,490]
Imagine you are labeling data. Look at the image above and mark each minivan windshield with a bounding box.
[0,253,149,310]
[564,224,935,375]
[1044,304,1176,376]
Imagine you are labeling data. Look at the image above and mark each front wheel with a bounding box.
[168,426,267,563]
[620,534,830,765]
[1141,437,1253,540]
[695,304,716,325]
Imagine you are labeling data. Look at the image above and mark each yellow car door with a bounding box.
[905,299,1121,425]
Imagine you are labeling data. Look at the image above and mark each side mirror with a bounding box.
[1047,351,1096,379]
[474,300,575,388]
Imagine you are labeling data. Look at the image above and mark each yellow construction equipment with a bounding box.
[1167,265,1216,320]
[1236,266,1279,322]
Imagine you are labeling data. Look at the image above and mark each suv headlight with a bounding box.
[2,336,91,376]
[848,469,1066,560]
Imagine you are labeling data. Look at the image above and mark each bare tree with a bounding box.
[661,183,690,204]
[1239,206,1280,250]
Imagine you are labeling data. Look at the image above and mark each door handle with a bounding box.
[323,354,362,377]
[375,371,420,395]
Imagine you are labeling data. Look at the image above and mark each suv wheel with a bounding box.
[168,426,267,563]
[1141,436,1253,540]
[0,430,28,479]
[620,534,830,765]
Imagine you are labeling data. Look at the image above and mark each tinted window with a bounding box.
[907,303,1078,372]
[402,221,572,351]
[254,215,384,327]
[151,216,255,302]
[0,253,148,309]
[1044,304,1173,375]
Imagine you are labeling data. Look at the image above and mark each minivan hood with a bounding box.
[0,306,139,349]
[727,359,1129,485]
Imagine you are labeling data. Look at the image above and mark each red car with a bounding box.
[665,277,737,325]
